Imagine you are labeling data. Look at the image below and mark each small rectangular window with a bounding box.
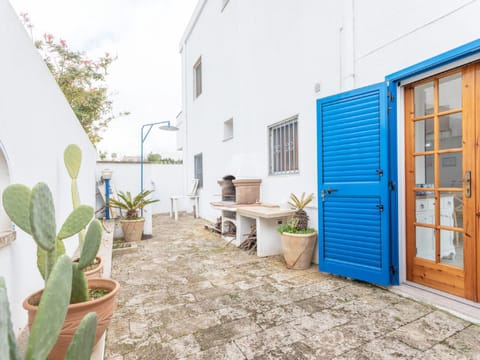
[223,118,233,141]
[268,116,299,175]
[194,153,203,188]
[193,57,202,98]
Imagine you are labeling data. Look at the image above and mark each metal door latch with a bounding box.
[466,170,471,198]
[321,187,338,201]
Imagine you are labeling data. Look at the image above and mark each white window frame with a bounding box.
[193,57,202,99]
[194,153,203,188]
[268,116,299,175]
[223,118,233,141]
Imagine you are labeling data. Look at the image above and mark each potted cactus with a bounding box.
[278,193,317,270]
[64,144,103,278]
[1,256,98,360]
[108,189,159,242]
[2,182,119,359]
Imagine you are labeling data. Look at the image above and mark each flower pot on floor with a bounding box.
[120,218,145,242]
[23,278,120,360]
[281,232,317,270]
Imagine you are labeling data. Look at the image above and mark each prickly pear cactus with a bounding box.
[78,219,102,270]
[0,277,22,360]
[70,263,89,304]
[30,183,56,252]
[2,184,32,235]
[58,205,94,241]
[3,181,95,285]
[72,219,102,303]
[37,239,66,280]
[64,144,87,252]
[23,255,71,359]
[65,312,98,360]
[1,256,98,360]
[64,144,82,181]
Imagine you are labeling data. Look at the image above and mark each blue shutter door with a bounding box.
[317,83,392,286]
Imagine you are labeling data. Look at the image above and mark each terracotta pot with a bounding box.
[72,256,103,278]
[23,278,120,360]
[120,218,145,242]
[281,231,317,270]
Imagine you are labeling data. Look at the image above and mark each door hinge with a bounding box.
[388,180,396,191]
[376,204,384,212]
[388,90,395,102]
[376,169,384,176]
[390,265,396,275]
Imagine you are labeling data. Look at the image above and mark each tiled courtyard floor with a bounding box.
[105,214,480,359]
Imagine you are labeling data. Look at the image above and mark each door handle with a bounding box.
[321,187,339,201]
[466,170,471,198]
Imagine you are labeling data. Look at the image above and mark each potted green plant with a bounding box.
[108,189,159,242]
[2,182,119,359]
[278,193,317,270]
[1,256,98,360]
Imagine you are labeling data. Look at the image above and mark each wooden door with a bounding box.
[405,63,477,300]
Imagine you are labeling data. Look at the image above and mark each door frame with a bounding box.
[386,39,480,287]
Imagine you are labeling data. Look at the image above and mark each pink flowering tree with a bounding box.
[20,13,128,145]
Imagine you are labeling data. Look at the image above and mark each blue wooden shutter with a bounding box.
[317,83,392,286]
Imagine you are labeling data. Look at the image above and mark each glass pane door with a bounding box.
[404,64,478,300]
[412,72,464,268]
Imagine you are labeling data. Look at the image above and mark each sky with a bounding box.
[9,0,198,159]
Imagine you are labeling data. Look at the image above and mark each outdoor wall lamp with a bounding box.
[140,121,179,214]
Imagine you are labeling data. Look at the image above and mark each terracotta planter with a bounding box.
[72,256,103,278]
[281,231,317,270]
[120,218,145,242]
[23,278,120,360]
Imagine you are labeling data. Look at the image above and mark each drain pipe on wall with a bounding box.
[101,169,113,220]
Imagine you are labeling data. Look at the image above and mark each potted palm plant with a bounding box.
[108,190,159,242]
[278,193,317,269]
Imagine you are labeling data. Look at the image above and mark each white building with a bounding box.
[179,0,480,306]
[0,0,97,333]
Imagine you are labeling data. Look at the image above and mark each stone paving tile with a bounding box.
[388,311,469,351]
[195,317,262,351]
[105,214,480,359]
[184,341,246,360]
[234,322,306,359]
[336,337,423,359]
[440,324,480,356]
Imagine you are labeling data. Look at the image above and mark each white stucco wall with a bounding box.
[0,0,97,334]
[95,162,185,216]
[179,0,479,232]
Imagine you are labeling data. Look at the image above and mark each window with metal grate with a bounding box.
[268,116,299,175]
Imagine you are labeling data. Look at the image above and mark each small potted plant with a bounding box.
[278,193,317,270]
[108,190,159,242]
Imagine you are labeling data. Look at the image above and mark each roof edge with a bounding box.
[179,0,208,53]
